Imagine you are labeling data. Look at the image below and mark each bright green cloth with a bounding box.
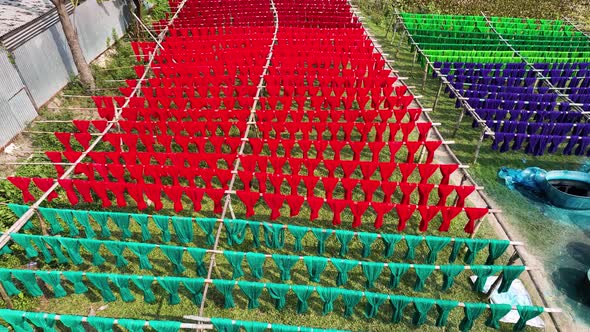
[246,252,265,280]
[304,256,328,282]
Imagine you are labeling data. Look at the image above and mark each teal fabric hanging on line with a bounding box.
[449,238,465,263]
[213,279,235,308]
[335,230,354,257]
[304,256,328,282]
[60,315,85,332]
[264,223,285,249]
[183,279,204,306]
[131,214,151,241]
[111,275,135,303]
[272,254,299,281]
[224,251,245,279]
[224,220,247,246]
[62,271,88,294]
[485,303,512,329]
[380,233,402,258]
[268,283,290,310]
[110,212,132,239]
[131,276,156,303]
[42,237,69,264]
[10,234,37,258]
[211,318,240,332]
[435,300,459,327]
[498,265,525,293]
[332,258,358,286]
[150,321,181,332]
[57,238,84,265]
[425,236,451,264]
[464,239,489,264]
[26,311,57,332]
[312,228,332,255]
[197,218,217,245]
[404,235,422,260]
[293,285,314,314]
[241,320,267,332]
[514,306,544,331]
[89,211,111,238]
[12,270,43,297]
[86,273,117,302]
[172,216,194,244]
[390,296,411,323]
[153,215,172,243]
[238,281,263,309]
[440,265,464,290]
[317,286,339,315]
[388,263,409,289]
[56,209,79,237]
[287,225,308,252]
[161,246,186,274]
[249,222,261,248]
[358,232,378,258]
[0,244,12,256]
[414,265,435,291]
[364,292,387,318]
[362,261,384,289]
[341,289,362,317]
[36,271,67,298]
[459,303,487,332]
[87,316,115,332]
[38,207,64,234]
[472,266,501,292]
[486,240,510,265]
[187,247,208,277]
[127,242,154,270]
[105,242,129,267]
[412,298,435,326]
[118,318,146,332]
[158,277,181,305]
[0,270,21,296]
[1,310,34,332]
[80,239,106,266]
[72,210,96,239]
[246,252,265,280]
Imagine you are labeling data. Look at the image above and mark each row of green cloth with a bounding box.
[410,34,590,46]
[0,270,543,331]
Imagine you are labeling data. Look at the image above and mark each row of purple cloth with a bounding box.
[473,108,585,124]
[490,133,590,156]
[485,120,590,137]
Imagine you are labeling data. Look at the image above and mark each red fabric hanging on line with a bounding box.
[327,199,348,226]
[395,204,416,231]
[350,201,369,228]
[418,205,440,232]
[32,178,58,202]
[237,191,259,217]
[464,207,489,233]
[372,202,394,229]
[8,177,34,202]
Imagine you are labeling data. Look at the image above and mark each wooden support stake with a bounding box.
[432,81,444,112]
[451,109,466,138]
[421,63,428,91]
[0,283,13,309]
[395,30,406,57]
[35,210,48,236]
[473,129,486,164]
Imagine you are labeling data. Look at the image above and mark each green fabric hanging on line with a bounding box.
[498,265,525,293]
[131,276,156,303]
[304,256,328,282]
[26,311,57,332]
[87,316,115,332]
[335,230,354,257]
[57,238,84,265]
[485,303,512,329]
[197,218,217,245]
[0,243,13,256]
[62,271,88,294]
[358,232,378,258]
[158,277,181,305]
[12,270,43,297]
[86,273,117,302]
[514,306,544,331]
[10,234,37,258]
[241,320,267,332]
[38,207,64,234]
[224,251,245,279]
[238,281,263,309]
[105,242,129,267]
[311,228,332,255]
[56,209,79,237]
[471,266,501,292]
[72,210,96,239]
[89,211,111,237]
[1,310,34,332]
[459,303,487,332]
[287,225,307,252]
[292,285,314,314]
[118,318,146,332]
[7,205,33,232]
[440,265,464,290]
[172,216,194,244]
[272,254,299,281]
[435,300,459,327]
[224,220,247,246]
[161,246,186,274]
[187,247,208,277]
[425,236,451,264]
[412,298,435,326]
[127,242,154,270]
[404,235,422,260]
[245,252,265,280]
[332,258,358,286]
[213,279,235,308]
[37,271,67,298]
[211,318,240,332]
[464,239,489,264]
[131,214,151,241]
[341,289,362,317]
[362,262,384,289]
[80,239,106,266]
[268,283,290,310]
[0,270,21,296]
[364,292,387,318]
[317,286,339,315]
[485,240,510,265]
[381,233,402,258]
[111,275,135,302]
[153,215,172,243]
[449,238,465,263]
[388,263,410,289]
[110,212,132,239]
[414,265,435,291]
[60,315,85,332]
[150,321,181,332]
[390,296,411,323]
[182,279,204,306]
[249,222,261,248]
[264,223,285,249]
